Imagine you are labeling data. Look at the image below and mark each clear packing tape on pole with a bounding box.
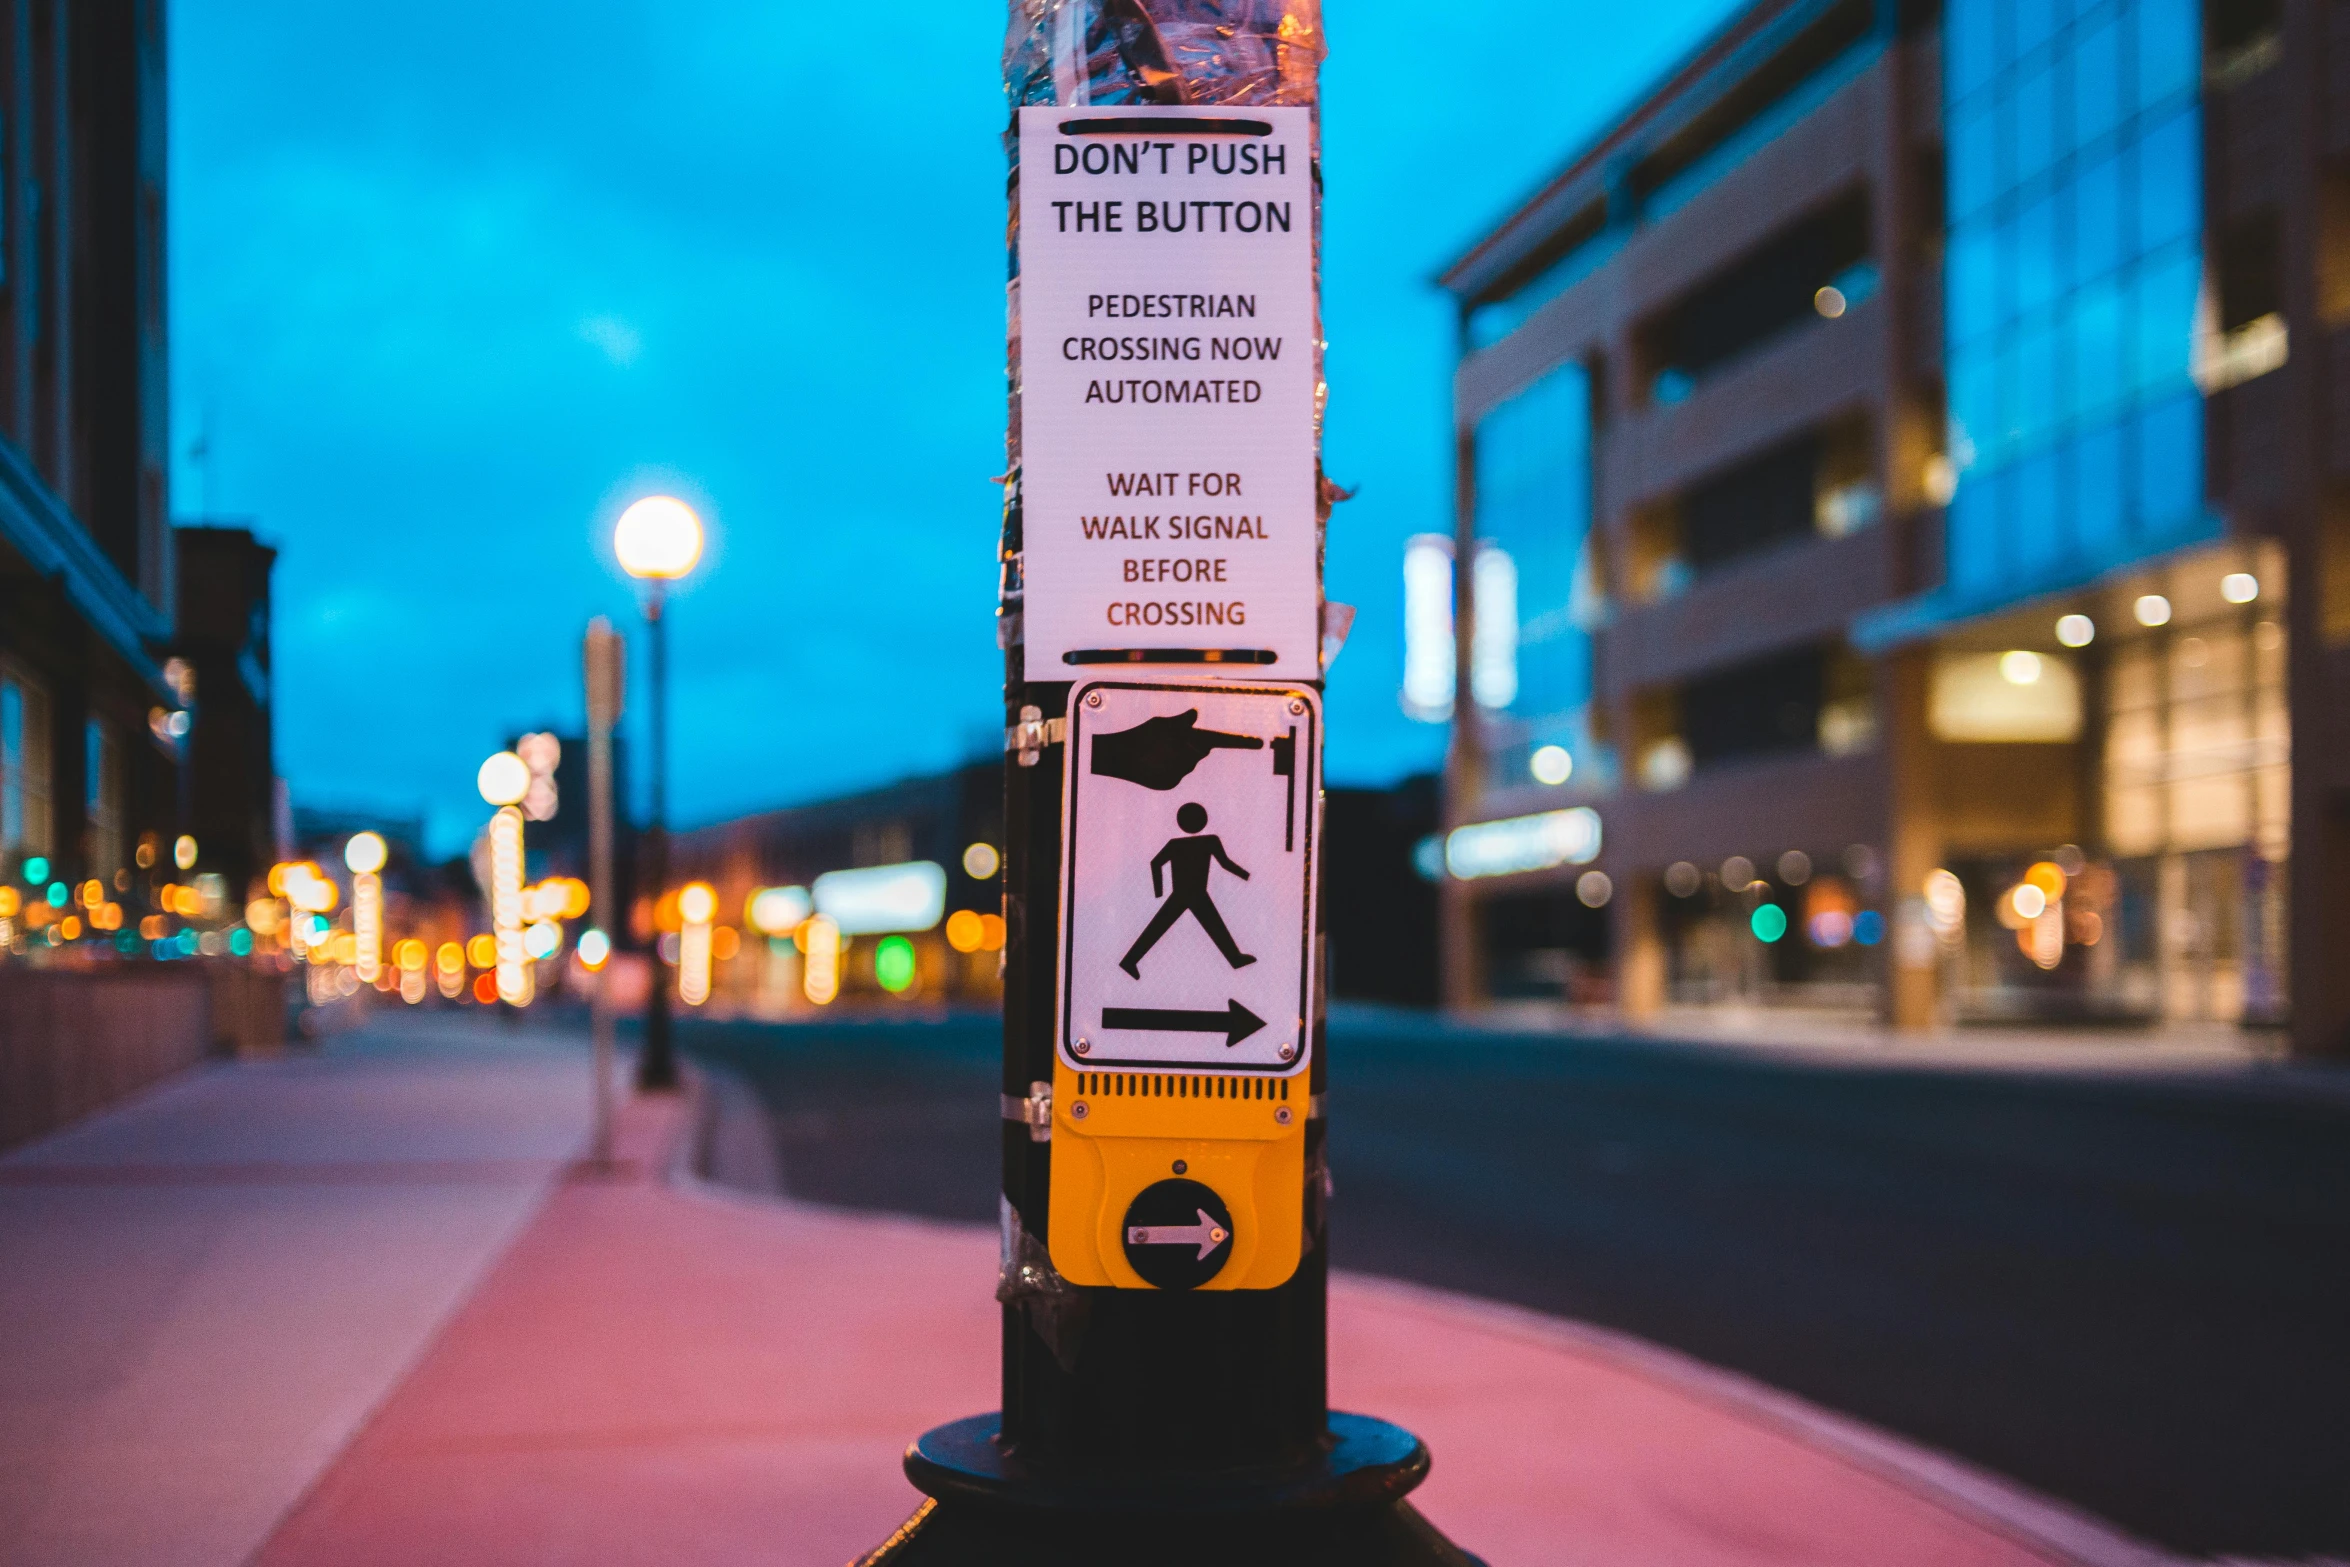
[1002,0,1324,110]
[999,0,1331,655]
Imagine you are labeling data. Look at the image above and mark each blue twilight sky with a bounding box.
[171,1,1738,857]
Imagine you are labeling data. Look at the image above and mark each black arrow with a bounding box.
[1101,999,1267,1048]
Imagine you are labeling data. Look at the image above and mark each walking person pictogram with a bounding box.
[1120,802,1255,978]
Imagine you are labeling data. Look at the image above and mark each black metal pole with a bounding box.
[636,587,676,1091]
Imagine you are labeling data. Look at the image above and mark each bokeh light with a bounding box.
[748,885,813,935]
[613,495,704,580]
[945,909,985,952]
[344,832,388,874]
[478,752,530,807]
[874,935,917,994]
[802,915,841,1005]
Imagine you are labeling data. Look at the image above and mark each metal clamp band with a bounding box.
[1002,1080,1053,1142]
[1006,706,1067,768]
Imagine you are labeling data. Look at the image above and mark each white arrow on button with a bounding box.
[1126,1209,1229,1260]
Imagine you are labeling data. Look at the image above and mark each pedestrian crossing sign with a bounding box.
[1057,680,1318,1077]
[1047,679,1319,1291]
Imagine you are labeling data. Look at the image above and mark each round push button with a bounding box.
[1120,1178,1234,1290]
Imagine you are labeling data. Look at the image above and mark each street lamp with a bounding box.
[613,494,703,1089]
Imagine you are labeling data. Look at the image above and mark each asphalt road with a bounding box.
[679,1011,2350,1558]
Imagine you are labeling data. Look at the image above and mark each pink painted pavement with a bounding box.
[249,1089,2135,1567]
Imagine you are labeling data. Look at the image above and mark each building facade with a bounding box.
[1432,0,2349,1054]
[0,0,182,929]
[175,525,277,897]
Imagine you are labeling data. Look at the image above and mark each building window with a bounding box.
[1,666,53,858]
[1942,0,2209,610]
[1471,362,1606,790]
[86,719,123,875]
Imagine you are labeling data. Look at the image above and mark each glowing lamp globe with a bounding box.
[343,831,388,875]
[614,496,704,581]
[478,751,531,807]
[678,882,718,925]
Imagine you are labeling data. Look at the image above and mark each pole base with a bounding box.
[853,1412,1485,1566]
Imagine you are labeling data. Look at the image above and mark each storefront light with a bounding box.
[1443,808,1601,879]
[812,861,946,934]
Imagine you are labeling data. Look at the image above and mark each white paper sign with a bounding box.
[1058,680,1318,1075]
[1017,105,1318,680]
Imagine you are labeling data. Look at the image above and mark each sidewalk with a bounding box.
[0,1015,591,1566]
[0,1014,2183,1566]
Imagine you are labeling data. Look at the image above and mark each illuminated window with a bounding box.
[2104,618,2288,859]
[1929,652,2083,742]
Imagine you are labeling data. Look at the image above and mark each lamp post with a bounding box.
[613,494,703,1091]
